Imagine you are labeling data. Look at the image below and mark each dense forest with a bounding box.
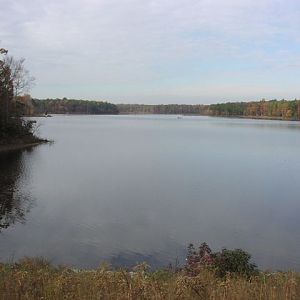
[31,98,119,115]
[16,96,300,120]
[209,100,300,119]
[117,104,209,115]
[16,94,300,121]
[118,99,300,120]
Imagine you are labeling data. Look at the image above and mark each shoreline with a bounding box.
[0,140,50,154]
[107,112,300,121]
[31,112,300,121]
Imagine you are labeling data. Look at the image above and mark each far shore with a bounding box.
[32,112,300,122]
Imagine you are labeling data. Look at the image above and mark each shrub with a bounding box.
[185,243,258,277]
[214,248,258,277]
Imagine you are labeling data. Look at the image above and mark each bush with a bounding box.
[185,243,258,277]
[214,248,258,277]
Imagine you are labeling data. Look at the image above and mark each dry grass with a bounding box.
[0,258,299,299]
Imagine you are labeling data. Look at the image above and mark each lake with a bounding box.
[1,115,300,270]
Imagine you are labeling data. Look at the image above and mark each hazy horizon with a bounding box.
[1,0,300,104]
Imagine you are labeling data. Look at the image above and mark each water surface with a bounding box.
[1,115,300,270]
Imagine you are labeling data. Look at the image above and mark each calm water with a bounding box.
[1,115,300,270]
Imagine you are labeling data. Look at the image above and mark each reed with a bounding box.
[0,257,299,299]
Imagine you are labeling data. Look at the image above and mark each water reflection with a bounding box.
[0,150,35,231]
[1,115,300,271]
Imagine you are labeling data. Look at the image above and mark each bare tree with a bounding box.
[4,56,35,97]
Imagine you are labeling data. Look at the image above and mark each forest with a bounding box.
[17,94,300,120]
[16,96,300,120]
[118,99,300,120]
[31,98,119,115]
[12,96,300,121]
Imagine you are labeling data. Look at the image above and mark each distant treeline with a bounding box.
[31,99,119,115]
[118,99,300,120]
[117,104,209,115]
[19,98,300,120]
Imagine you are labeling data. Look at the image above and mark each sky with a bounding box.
[1,0,300,104]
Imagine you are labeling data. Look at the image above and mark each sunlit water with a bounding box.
[1,115,300,270]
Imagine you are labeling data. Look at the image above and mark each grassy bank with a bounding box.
[0,258,299,300]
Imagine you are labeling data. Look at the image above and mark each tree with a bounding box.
[0,48,13,125]
[0,48,38,143]
[4,56,35,97]
[214,248,258,277]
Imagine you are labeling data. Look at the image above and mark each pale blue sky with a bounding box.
[1,0,300,104]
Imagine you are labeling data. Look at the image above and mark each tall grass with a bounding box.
[0,257,299,299]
